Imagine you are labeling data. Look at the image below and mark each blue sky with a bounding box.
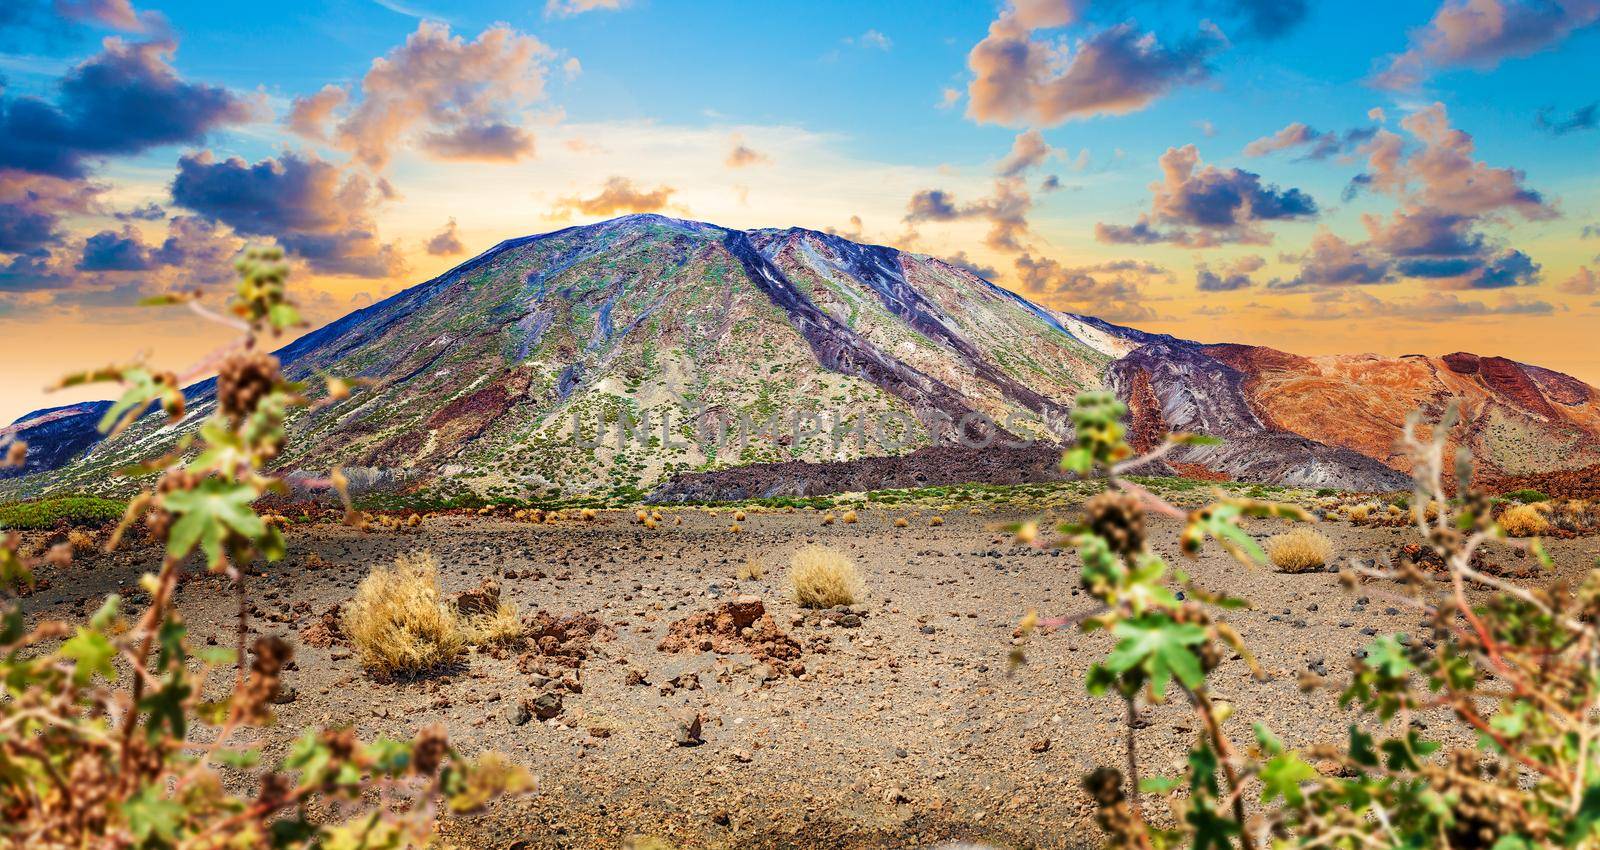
[1,0,1599,419]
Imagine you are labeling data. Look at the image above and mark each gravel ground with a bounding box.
[19,507,1600,849]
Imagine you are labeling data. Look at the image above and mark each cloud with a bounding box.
[937,88,961,109]
[1195,254,1264,291]
[420,121,535,161]
[1243,122,1377,159]
[1536,102,1597,134]
[996,129,1060,177]
[725,138,771,168]
[1351,103,1555,219]
[1097,144,1317,246]
[426,217,464,255]
[905,178,1032,253]
[113,200,164,220]
[826,214,865,241]
[545,0,630,17]
[966,16,1220,127]
[1373,0,1600,90]
[1280,289,1555,320]
[0,171,99,255]
[77,225,154,270]
[943,250,998,280]
[170,150,404,278]
[1559,266,1598,294]
[845,29,892,50]
[1214,0,1311,38]
[286,83,347,141]
[1270,228,1394,289]
[551,176,676,217]
[1013,253,1168,321]
[0,37,255,179]
[53,0,161,32]
[292,22,553,170]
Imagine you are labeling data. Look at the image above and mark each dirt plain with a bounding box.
[17,506,1600,849]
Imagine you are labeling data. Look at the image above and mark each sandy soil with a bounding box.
[18,508,1600,849]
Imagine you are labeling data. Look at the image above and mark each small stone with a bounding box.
[506,702,532,726]
[530,692,563,720]
[270,686,297,705]
[1029,737,1051,753]
[672,709,704,746]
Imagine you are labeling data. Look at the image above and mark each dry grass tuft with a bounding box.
[1345,504,1372,522]
[343,551,466,675]
[788,545,862,608]
[821,513,836,526]
[644,517,658,530]
[1499,503,1551,538]
[737,558,766,580]
[841,510,858,524]
[729,523,742,533]
[928,516,943,527]
[463,603,525,646]
[1266,527,1334,573]
[636,509,649,523]
[893,517,909,528]
[66,529,97,554]
[734,510,747,521]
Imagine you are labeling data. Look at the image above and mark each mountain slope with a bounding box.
[5,214,1598,500]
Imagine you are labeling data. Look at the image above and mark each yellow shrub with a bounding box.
[1346,504,1371,522]
[733,510,746,521]
[841,510,858,524]
[66,529,97,554]
[636,509,649,523]
[821,513,835,526]
[928,516,944,527]
[580,508,598,521]
[728,523,742,533]
[737,558,765,580]
[1499,503,1551,537]
[463,603,525,646]
[1266,527,1334,573]
[343,551,466,675]
[788,545,862,608]
[893,517,909,528]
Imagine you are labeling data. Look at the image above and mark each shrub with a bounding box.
[1498,502,1550,537]
[821,513,835,526]
[463,603,525,646]
[733,509,746,521]
[787,545,861,608]
[1018,393,1599,849]
[737,558,765,580]
[66,528,97,553]
[343,551,466,675]
[0,496,127,529]
[1345,503,1371,522]
[1265,526,1333,572]
[1505,488,1548,503]
[841,509,858,524]
[0,248,525,848]
[928,516,944,526]
[893,517,909,528]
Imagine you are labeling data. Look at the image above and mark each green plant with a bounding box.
[1505,488,1549,503]
[0,496,128,530]
[1018,394,1591,848]
[0,248,528,847]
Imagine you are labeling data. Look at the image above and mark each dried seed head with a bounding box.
[217,350,280,421]
[1085,490,1146,557]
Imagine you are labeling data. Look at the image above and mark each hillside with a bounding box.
[4,214,1598,501]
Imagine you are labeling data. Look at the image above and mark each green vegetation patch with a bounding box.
[0,496,128,530]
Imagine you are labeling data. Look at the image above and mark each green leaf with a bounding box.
[1140,776,1182,794]
[162,478,265,568]
[1259,752,1318,806]
[1105,615,1207,699]
[123,783,184,845]
[62,627,116,685]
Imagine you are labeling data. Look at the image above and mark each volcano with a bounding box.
[6,214,1599,500]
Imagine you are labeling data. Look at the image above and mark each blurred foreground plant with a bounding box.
[0,248,529,847]
[1020,392,1593,848]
